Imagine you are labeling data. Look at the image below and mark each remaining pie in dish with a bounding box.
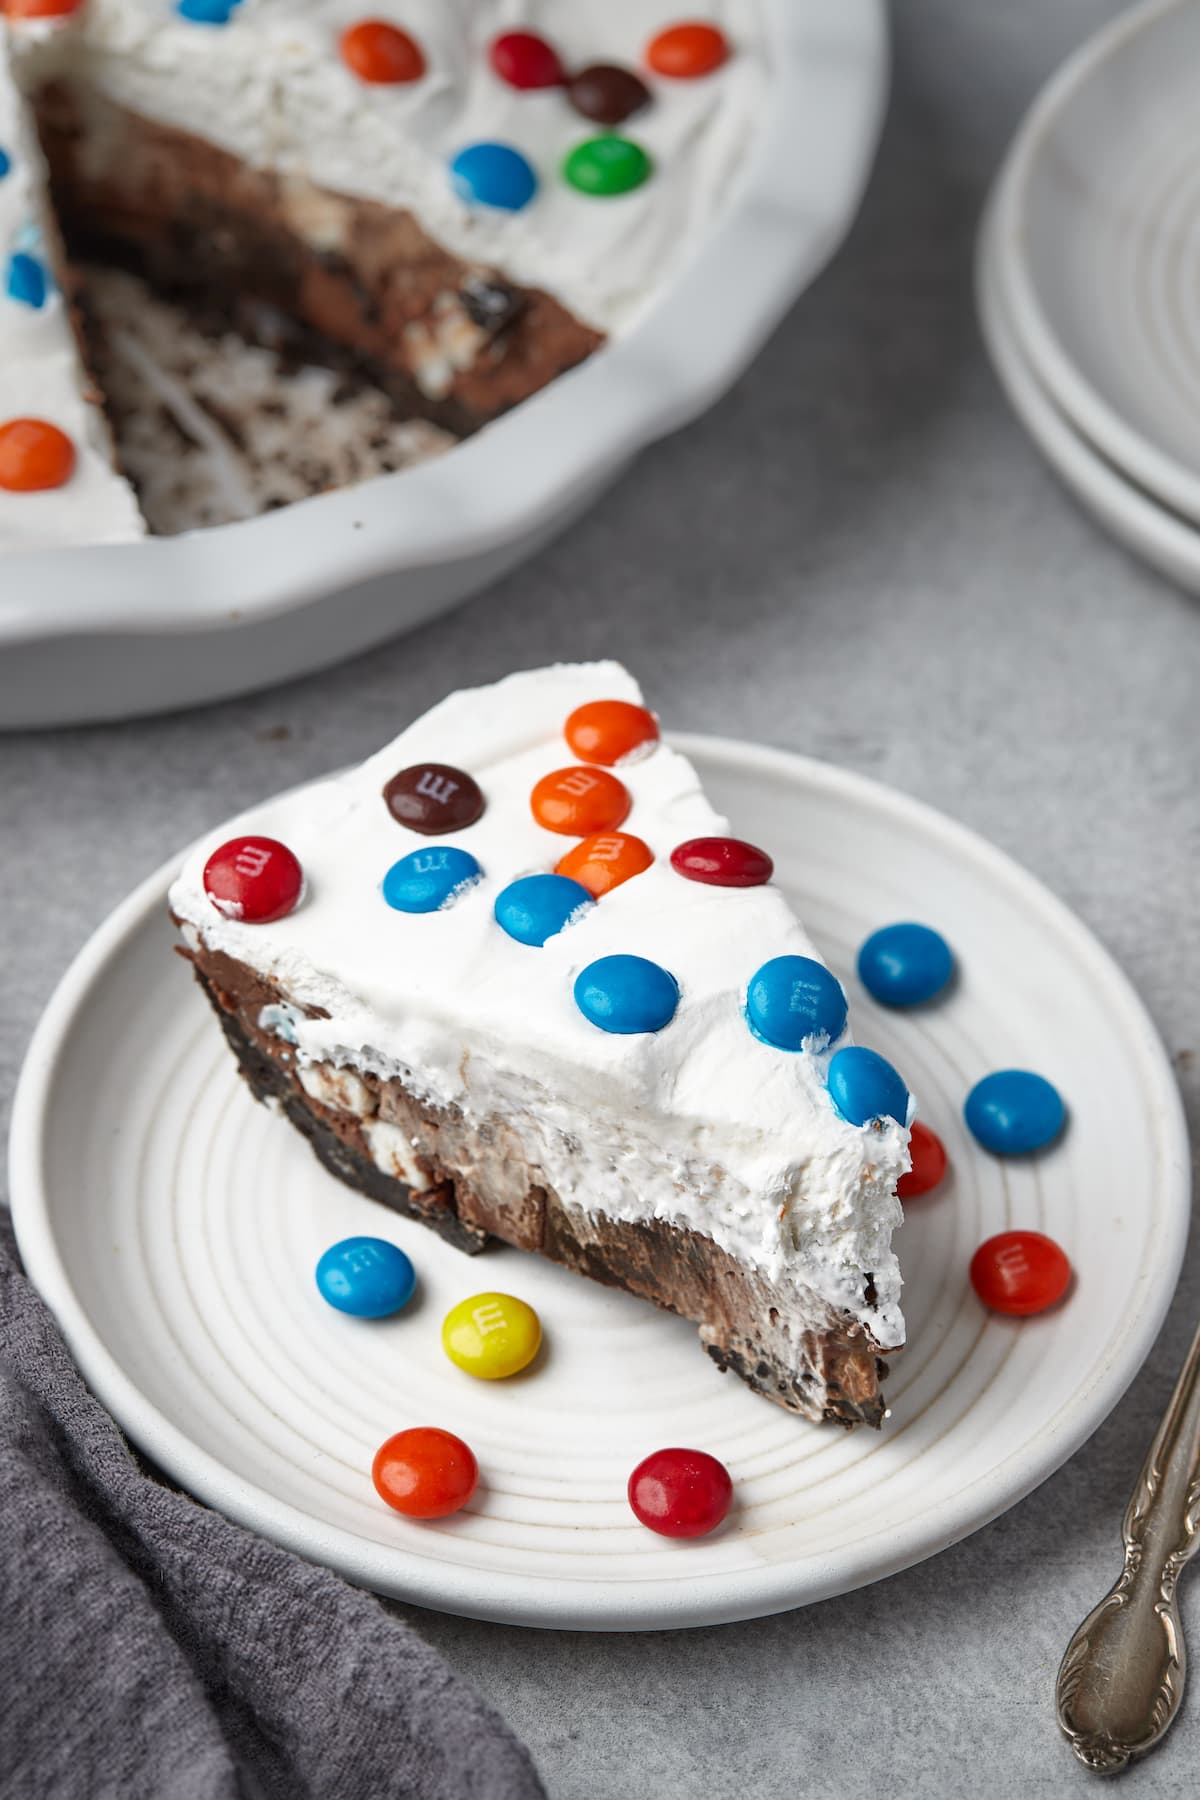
[169,662,912,1427]
[0,2,762,548]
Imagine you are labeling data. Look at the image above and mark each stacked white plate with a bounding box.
[979,0,1200,593]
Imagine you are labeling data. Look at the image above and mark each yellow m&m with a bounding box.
[441,1292,541,1380]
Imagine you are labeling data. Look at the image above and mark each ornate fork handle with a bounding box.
[1057,1318,1200,1772]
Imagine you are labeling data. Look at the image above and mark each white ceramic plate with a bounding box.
[0,0,887,729]
[9,737,1189,1630]
[991,0,1200,526]
[977,197,1200,595]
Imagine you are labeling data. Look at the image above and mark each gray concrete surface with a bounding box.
[3,2,1199,1794]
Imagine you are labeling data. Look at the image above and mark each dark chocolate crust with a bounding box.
[33,81,604,438]
[183,937,892,1428]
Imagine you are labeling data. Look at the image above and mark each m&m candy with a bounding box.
[4,0,85,14]
[202,835,304,923]
[970,1231,1072,1316]
[575,954,679,1034]
[964,1070,1065,1155]
[628,1447,733,1538]
[494,872,593,946]
[177,0,241,22]
[0,149,11,181]
[0,418,75,493]
[568,64,651,126]
[315,1237,416,1318]
[451,142,537,211]
[382,846,481,914]
[372,1427,478,1518]
[645,21,730,78]
[489,29,564,89]
[382,763,484,834]
[858,922,954,1007]
[897,1120,948,1198]
[442,1292,542,1379]
[564,698,659,765]
[745,956,846,1051]
[670,837,772,888]
[827,1046,909,1128]
[555,831,652,898]
[340,20,425,83]
[6,252,47,309]
[563,136,652,197]
[530,766,631,836]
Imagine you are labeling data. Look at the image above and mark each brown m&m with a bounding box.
[383,764,484,834]
[568,64,652,126]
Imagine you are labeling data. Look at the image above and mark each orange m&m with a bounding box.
[531,766,630,836]
[645,21,730,78]
[0,419,75,493]
[556,831,653,898]
[3,0,86,16]
[340,20,426,84]
[564,698,659,767]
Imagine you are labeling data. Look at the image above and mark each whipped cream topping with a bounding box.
[0,39,142,550]
[170,662,909,1347]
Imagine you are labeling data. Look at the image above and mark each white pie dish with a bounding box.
[0,0,887,729]
[9,736,1189,1630]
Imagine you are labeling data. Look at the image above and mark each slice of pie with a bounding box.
[169,662,910,1426]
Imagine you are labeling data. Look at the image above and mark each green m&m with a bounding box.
[563,135,652,197]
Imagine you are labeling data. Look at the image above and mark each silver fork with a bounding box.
[1057,1318,1200,1771]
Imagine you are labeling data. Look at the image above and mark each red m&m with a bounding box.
[564,698,659,766]
[645,21,730,78]
[969,1231,1071,1317]
[556,831,652,898]
[0,418,75,492]
[670,837,773,888]
[628,1447,733,1538]
[340,20,426,84]
[531,766,630,836]
[898,1121,947,1199]
[372,1427,478,1519]
[202,835,304,923]
[489,29,564,89]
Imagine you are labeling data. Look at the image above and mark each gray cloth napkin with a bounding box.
[0,1215,545,1800]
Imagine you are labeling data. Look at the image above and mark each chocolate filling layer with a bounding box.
[182,938,892,1428]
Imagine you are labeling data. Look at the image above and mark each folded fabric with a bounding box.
[0,1215,545,1800]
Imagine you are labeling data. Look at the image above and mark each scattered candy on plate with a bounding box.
[372,1427,479,1518]
[574,954,679,1034]
[970,1231,1072,1316]
[897,1120,948,1198]
[628,1447,733,1538]
[202,835,304,923]
[745,955,847,1051]
[964,1069,1065,1155]
[857,921,954,1007]
[382,845,481,914]
[315,1237,416,1318]
[442,1292,542,1379]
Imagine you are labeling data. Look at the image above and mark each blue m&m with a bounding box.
[574,954,678,1034]
[382,845,481,913]
[746,955,847,1051]
[451,142,537,211]
[177,0,241,21]
[0,149,10,181]
[965,1070,1065,1155]
[6,253,47,309]
[315,1237,416,1318]
[827,1046,909,1127]
[858,922,954,1007]
[494,872,593,947]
